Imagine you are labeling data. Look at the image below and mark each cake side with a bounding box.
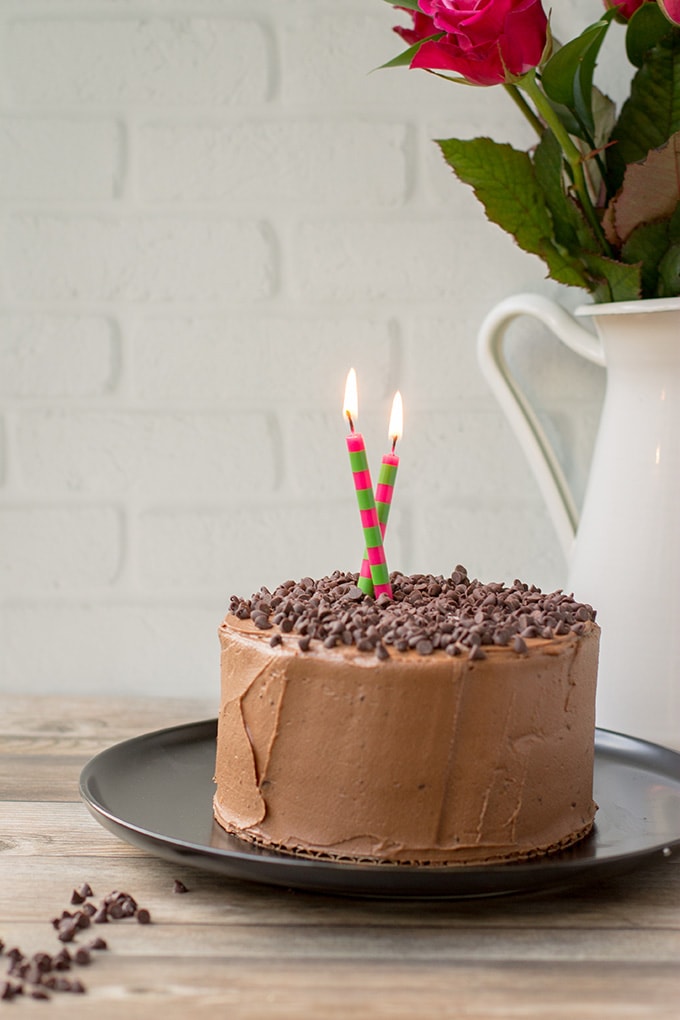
[213,571,599,865]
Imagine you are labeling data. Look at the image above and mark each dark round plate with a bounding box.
[80,721,680,899]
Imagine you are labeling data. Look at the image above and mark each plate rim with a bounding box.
[79,720,680,897]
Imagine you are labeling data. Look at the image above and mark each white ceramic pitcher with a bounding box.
[478,293,680,751]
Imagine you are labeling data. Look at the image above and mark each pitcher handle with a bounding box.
[477,293,605,561]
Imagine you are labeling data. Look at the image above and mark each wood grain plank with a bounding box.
[0,733,139,757]
[3,919,680,965]
[1,694,678,1018]
[1,958,679,1019]
[0,695,214,740]
[0,754,89,801]
[0,802,142,857]
[0,840,678,929]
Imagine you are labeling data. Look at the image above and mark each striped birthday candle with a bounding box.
[359,392,402,596]
[343,370,393,600]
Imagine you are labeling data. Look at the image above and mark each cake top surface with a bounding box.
[226,568,597,661]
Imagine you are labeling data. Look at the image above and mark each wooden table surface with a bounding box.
[1,694,679,1018]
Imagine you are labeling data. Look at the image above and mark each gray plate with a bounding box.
[80,722,680,899]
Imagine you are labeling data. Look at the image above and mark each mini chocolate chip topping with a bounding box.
[228,567,597,659]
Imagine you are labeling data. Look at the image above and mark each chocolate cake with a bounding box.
[213,568,599,865]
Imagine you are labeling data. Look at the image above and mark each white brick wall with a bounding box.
[0,0,608,696]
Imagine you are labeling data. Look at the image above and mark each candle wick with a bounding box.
[391,436,398,454]
[346,411,355,433]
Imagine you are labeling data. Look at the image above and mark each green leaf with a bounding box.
[658,243,680,296]
[382,0,421,8]
[376,34,442,70]
[541,16,613,137]
[533,129,598,253]
[670,202,680,241]
[581,253,642,302]
[590,85,618,150]
[626,2,674,68]
[621,218,673,297]
[607,32,680,190]
[436,136,590,289]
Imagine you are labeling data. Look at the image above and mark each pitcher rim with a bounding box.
[575,295,680,318]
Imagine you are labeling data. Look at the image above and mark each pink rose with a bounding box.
[410,0,549,86]
[657,0,680,23]
[602,0,648,20]
[393,7,438,46]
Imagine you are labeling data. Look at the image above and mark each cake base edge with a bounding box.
[213,795,596,867]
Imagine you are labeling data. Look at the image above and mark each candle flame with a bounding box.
[343,368,358,430]
[389,391,403,446]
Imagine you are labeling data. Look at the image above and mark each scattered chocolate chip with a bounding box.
[57,926,77,944]
[172,880,188,894]
[1,981,17,1001]
[53,949,71,971]
[33,952,52,973]
[1,883,162,1004]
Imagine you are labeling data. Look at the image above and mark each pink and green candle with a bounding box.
[343,369,393,600]
[358,391,402,596]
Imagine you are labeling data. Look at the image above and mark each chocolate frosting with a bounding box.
[214,572,599,865]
